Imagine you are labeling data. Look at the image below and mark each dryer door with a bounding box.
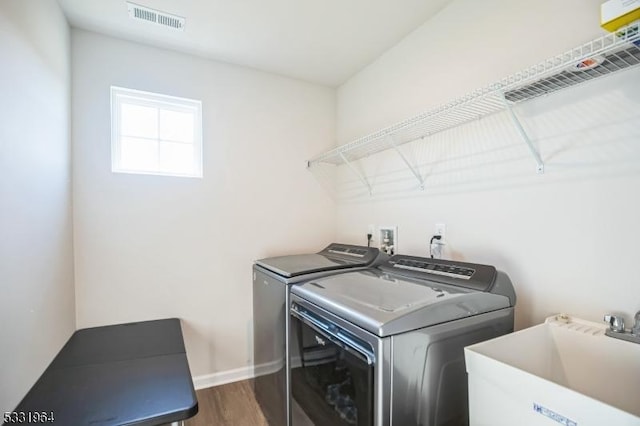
[290,303,374,426]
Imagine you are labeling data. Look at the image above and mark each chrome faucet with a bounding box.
[633,311,640,336]
[603,311,640,344]
[604,314,625,332]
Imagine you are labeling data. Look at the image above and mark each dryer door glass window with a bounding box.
[290,314,373,426]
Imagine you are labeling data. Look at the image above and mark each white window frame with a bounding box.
[110,86,203,178]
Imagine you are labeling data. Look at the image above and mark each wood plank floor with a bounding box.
[185,380,269,426]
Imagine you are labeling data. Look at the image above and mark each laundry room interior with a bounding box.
[2,0,640,425]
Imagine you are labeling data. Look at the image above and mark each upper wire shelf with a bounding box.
[308,22,640,168]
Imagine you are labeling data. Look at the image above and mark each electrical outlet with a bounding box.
[379,226,397,255]
[367,224,375,246]
[435,223,446,241]
[431,223,446,259]
[431,241,443,259]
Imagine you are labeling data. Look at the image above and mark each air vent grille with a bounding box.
[127,2,185,31]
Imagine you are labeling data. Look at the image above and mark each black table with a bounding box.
[7,319,198,425]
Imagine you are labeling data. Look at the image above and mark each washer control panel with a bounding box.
[381,255,497,292]
[393,258,475,280]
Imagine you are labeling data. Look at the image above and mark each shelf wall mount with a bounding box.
[386,136,426,190]
[338,152,372,196]
[501,92,545,174]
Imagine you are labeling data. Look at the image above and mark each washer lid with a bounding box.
[255,243,380,278]
[292,269,511,337]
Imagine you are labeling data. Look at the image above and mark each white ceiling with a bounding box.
[56,0,452,87]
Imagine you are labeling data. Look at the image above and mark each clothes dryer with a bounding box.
[253,243,385,426]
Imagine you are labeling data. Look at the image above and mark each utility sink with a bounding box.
[465,315,640,426]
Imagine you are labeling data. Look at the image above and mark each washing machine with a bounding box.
[253,243,386,426]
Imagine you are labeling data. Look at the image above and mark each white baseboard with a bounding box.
[192,359,284,390]
[192,365,254,390]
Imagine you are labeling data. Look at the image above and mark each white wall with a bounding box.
[71,30,336,379]
[334,0,640,329]
[0,0,75,413]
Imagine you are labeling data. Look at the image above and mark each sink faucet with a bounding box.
[603,311,640,344]
[633,311,640,336]
[604,314,625,332]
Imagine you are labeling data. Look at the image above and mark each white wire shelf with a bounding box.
[308,22,640,171]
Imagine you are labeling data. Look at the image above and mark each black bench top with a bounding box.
[8,318,198,425]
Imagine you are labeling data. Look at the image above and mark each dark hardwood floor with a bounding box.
[186,380,268,426]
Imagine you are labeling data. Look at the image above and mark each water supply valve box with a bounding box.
[601,0,640,31]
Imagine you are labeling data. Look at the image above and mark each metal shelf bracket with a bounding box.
[501,92,545,174]
[339,152,372,195]
[387,137,425,190]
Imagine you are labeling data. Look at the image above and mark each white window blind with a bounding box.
[111,86,203,178]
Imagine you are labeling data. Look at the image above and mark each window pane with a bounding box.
[121,103,158,138]
[120,137,159,171]
[159,141,195,174]
[160,109,194,143]
[111,86,202,178]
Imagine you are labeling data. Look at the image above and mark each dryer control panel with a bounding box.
[320,243,382,263]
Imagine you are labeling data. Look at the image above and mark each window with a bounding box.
[111,86,203,178]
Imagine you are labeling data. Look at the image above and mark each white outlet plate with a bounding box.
[367,224,376,246]
[431,242,443,259]
[432,223,446,259]
[379,225,398,255]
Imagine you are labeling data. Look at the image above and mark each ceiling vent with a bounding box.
[127,2,185,31]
